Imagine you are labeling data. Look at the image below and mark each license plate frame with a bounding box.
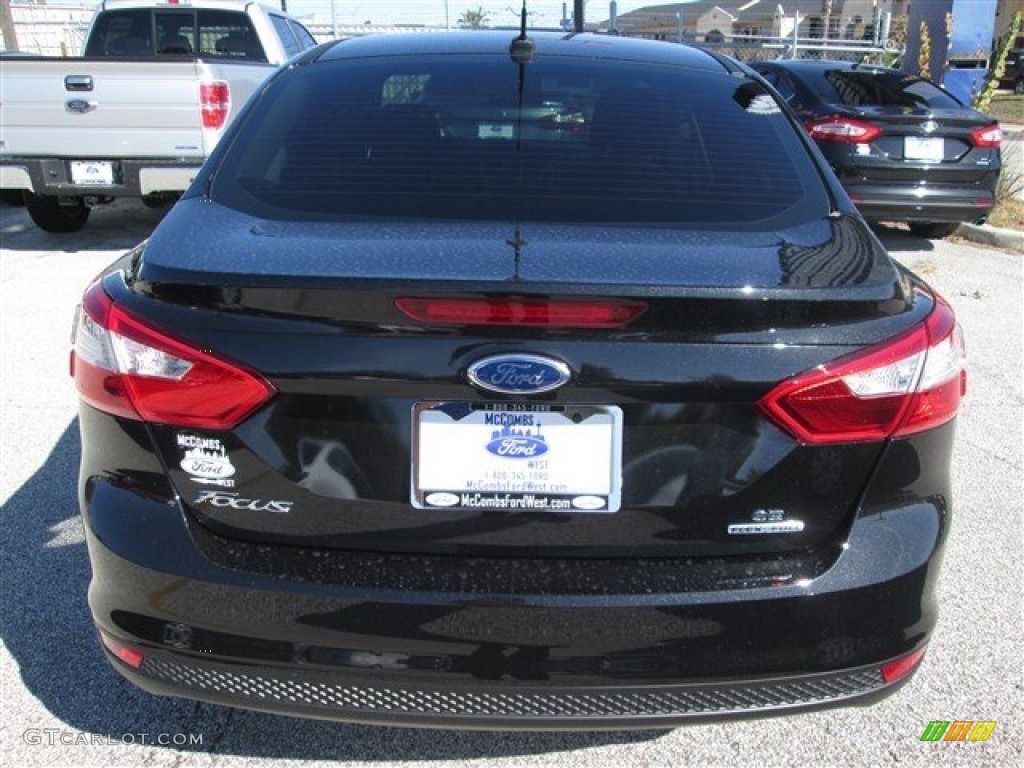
[411,402,623,513]
[904,136,944,162]
[69,160,115,186]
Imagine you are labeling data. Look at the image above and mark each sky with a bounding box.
[47,1,702,29]
[278,2,694,28]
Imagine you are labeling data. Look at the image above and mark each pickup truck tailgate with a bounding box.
[0,59,209,159]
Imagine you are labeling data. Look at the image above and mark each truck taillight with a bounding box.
[71,282,274,429]
[758,296,965,445]
[200,81,230,130]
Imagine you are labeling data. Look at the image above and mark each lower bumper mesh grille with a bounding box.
[140,656,885,720]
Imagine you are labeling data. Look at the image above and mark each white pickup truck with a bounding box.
[0,0,318,232]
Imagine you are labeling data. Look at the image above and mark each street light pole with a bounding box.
[574,0,584,32]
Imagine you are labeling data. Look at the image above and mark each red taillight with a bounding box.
[200,81,230,130]
[72,282,275,429]
[806,116,882,143]
[99,633,145,670]
[758,296,965,445]
[395,297,647,328]
[969,123,1002,148]
[881,647,927,684]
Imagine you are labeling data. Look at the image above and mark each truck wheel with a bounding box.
[141,193,179,209]
[908,222,960,240]
[23,193,90,233]
[1,190,26,206]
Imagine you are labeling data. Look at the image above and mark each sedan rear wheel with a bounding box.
[23,193,90,233]
[908,222,960,240]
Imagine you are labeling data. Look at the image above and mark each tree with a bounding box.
[458,6,490,29]
[974,10,1022,112]
[888,14,908,50]
[918,21,932,80]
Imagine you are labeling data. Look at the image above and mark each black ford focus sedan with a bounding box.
[73,32,965,729]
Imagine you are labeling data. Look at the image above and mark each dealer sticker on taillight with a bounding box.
[412,402,622,513]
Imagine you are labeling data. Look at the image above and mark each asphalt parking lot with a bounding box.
[1,199,1020,767]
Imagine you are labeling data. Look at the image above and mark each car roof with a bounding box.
[755,59,900,76]
[316,31,731,74]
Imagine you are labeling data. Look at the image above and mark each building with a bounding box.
[602,1,894,44]
[994,0,1021,47]
[1,2,94,55]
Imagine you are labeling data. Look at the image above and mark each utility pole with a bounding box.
[2,0,21,52]
[574,0,584,32]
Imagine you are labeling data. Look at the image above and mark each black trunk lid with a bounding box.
[122,201,922,559]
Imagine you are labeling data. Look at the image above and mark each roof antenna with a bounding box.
[509,1,535,65]
[509,1,534,151]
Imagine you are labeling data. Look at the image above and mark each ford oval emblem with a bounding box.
[467,354,571,395]
[65,99,97,115]
[425,492,460,507]
[485,422,549,459]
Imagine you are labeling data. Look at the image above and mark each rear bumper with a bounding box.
[0,157,201,197]
[830,156,1000,224]
[105,642,907,730]
[82,458,947,728]
[844,183,996,224]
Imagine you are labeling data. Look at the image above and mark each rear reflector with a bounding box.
[72,282,275,429]
[99,633,145,670]
[969,123,1002,148]
[200,81,230,130]
[395,297,647,328]
[806,116,882,143]
[758,295,965,444]
[881,647,927,684]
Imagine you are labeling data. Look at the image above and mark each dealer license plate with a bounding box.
[412,403,622,513]
[69,160,115,186]
[904,137,944,162]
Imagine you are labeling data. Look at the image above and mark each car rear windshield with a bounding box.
[819,70,963,109]
[211,54,828,227]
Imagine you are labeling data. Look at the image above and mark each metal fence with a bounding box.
[686,34,898,66]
